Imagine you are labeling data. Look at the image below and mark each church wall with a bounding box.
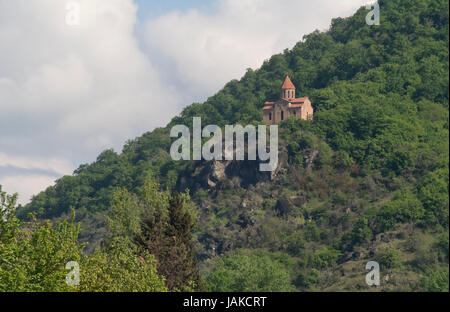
[263,110,273,124]
[273,102,291,123]
[301,99,314,120]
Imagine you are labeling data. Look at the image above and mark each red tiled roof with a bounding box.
[291,97,309,103]
[263,106,273,110]
[281,75,295,89]
[264,101,275,105]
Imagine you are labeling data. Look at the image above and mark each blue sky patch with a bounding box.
[134,0,217,20]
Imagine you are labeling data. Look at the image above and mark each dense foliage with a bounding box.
[11,0,449,291]
[135,191,202,291]
[0,185,167,292]
[205,250,296,292]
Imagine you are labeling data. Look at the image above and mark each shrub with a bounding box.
[376,248,399,269]
[205,250,296,292]
[418,270,449,292]
[309,248,341,269]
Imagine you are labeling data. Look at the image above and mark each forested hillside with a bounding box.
[8,0,449,291]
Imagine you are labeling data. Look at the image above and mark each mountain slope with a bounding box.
[18,0,449,291]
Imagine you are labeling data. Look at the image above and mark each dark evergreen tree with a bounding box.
[135,192,202,291]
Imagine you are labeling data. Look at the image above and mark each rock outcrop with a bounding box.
[176,144,289,193]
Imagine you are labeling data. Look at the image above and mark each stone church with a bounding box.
[262,75,313,125]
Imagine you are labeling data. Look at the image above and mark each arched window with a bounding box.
[281,111,284,120]
[269,112,272,121]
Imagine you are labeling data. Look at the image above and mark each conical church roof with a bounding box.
[281,75,295,89]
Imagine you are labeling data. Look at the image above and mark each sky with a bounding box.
[134,0,217,20]
[0,0,368,204]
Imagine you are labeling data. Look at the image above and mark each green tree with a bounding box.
[0,186,83,292]
[79,239,166,292]
[135,188,202,291]
[418,269,449,292]
[0,185,166,292]
[205,250,296,292]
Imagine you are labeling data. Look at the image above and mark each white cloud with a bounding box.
[0,153,73,176]
[0,0,181,155]
[0,174,57,205]
[0,0,367,204]
[0,0,182,203]
[142,0,367,103]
